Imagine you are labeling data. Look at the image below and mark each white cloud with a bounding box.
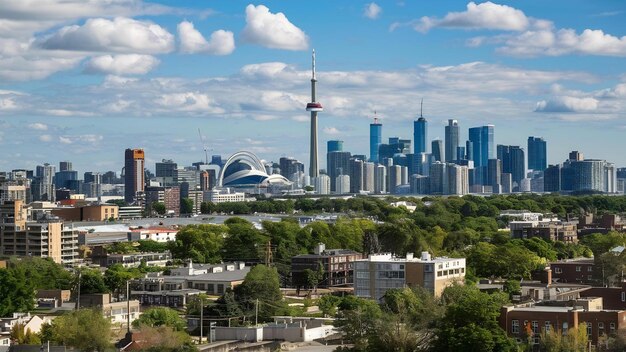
[40,17,174,54]
[499,27,626,57]
[535,96,599,113]
[28,123,48,130]
[323,127,341,135]
[364,3,382,20]
[403,1,529,33]
[0,55,84,81]
[84,54,160,75]
[241,4,309,51]
[177,21,235,55]
[156,92,225,114]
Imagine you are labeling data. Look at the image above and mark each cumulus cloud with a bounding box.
[39,134,53,142]
[27,123,48,130]
[241,4,309,50]
[84,54,160,75]
[397,1,529,33]
[364,3,382,19]
[156,92,225,114]
[0,55,84,81]
[499,27,626,57]
[39,17,174,54]
[177,21,235,55]
[535,96,599,113]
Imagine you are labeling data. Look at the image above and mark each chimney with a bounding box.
[314,243,326,255]
[420,251,431,261]
[544,267,552,284]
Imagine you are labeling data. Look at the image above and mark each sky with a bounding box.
[1,0,625,174]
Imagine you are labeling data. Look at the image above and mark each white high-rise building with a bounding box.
[314,175,331,195]
[389,165,403,194]
[447,164,469,195]
[363,162,375,193]
[374,164,386,194]
[335,175,350,194]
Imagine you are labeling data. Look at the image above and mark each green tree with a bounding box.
[133,325,196,352]
[233,265,286,322]
[151,202,166,215]
[48,309,111,352]
[79,269,109,294]
[433,285,516,352]
[200,201,216,214]
[104,264,136,299]
[223,218,266,261]
[133,307,186,331]
[540,322,589,352]
[168,224,226,263]
[0,267,35,316]
[335,296,383,350]
[137,240,170,253]
[180,198,194,214]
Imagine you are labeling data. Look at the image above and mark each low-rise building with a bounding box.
[127,227,177,242]
[51,204,119,221]
[500,298,626,346]
[354,252,465,300]
[131,261,249,307]
[0,221,78,265]
[550,258,596,284]
[580,282,626,310]
[79,293,141,325]
[510,220,578,243]
[205,189,245,203]
[291,243,363,289]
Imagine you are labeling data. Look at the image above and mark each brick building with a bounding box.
[549,258,596,284]
[291,243,363,288]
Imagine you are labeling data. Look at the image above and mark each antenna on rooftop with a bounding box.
[198,128,209,164]
[420,98,424,118]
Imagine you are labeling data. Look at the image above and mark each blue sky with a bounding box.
[0,1,625,174]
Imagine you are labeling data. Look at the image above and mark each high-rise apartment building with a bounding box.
[59,161,72,172]
[314,175,331,195]
[349,158,364,194]
[487,158,502,193]
[374,164,386,194]
[445,119,460,163]
[335,175,350,194]
[362,162,375,193]
[370,117,382,163]
[124,148,145,204]
[527,137,547,171]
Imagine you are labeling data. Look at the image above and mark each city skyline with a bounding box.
[0,1,625,172]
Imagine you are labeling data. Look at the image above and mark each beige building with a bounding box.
[0,220,78,265]
[80,293,141,325]
[354,252,466,300]
[51,204,118,221]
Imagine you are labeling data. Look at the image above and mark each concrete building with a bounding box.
[0,221,78,265]
[124,149,145,204]
[0,184,27,203]
[445,119,460,163]
[128,227,178,242]
[354,252,465,300]
[335,175,350,194]
[388,165,403,194]
[291,243,363,288]
[79,293,141,325]
[374,164,386,194]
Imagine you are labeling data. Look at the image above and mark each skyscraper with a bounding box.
[124,148,145,204]
[445,119,460,163]
[327,151,351,192]
[527,137,547,171]
[370,116,382,163]
[306,50,323,178]
[468,125,494,185]
[327,140,343,153]
[497,145,525,191]
[431,139,444,162]
[413,100,427,154]
[59,161,72,172]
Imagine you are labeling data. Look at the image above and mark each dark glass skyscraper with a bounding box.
[431,139,443,162]
[327,151,351,192]
[527,136,547,171]
[445,119,459,162]
[497,145,526,191]
[414,117,427,154]
[468,125,494,185]
[369,118,382,163]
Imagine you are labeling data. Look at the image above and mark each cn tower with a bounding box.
[306,49,323,178]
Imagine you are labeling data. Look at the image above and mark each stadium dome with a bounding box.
[217,151,291,188]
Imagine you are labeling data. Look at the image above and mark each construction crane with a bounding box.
[198,128,209,165]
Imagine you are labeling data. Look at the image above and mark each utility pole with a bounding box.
[126,280,131,334]
[255,299,259,326]
[199,296,204,344]
[264,240,273,266]
[76,271,82,310]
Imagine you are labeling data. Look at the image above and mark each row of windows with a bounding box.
[436,268,464,277]
[511,319,616,335]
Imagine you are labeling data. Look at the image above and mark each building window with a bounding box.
[554,267,562,274]
[598,322,604,336]
[587,323,592,336]
[622,292,625,302]
[576,266,581,272]
[563,322,568,334]
[512,320,519,334]
[532,321,539,334]
[545,321,551,332]
[610,323,616,333]
[588,266,593,272]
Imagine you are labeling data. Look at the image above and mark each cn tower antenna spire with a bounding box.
[306,49,323,178]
